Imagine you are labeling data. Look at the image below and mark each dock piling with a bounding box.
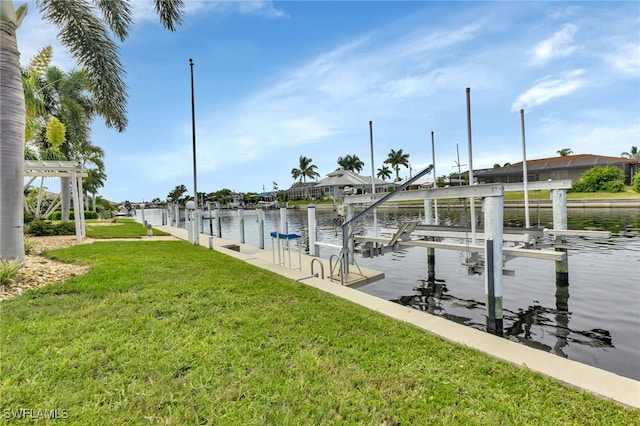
[551,189,569,286]
[308,204,317,256]
[238,206,245,243]
[484,195,504,335]
[257,206,265,249]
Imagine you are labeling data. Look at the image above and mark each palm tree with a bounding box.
[337,154,364,173]
[376,165,392,181]
[84,168,106,211]
[557,148,573,157]
[291,155,320,199]
[1,0,184,261]
[621,146,639,160]
[384,148,410,182]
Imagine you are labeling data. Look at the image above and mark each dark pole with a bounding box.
[189,58,199,245]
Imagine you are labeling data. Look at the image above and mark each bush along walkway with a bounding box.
[1,240,639,424]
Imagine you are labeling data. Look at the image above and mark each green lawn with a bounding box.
[1,241,638,424]
[85,219,170,239]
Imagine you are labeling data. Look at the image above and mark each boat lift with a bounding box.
[335,167,610,333]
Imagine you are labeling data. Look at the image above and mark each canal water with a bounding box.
[134,206,640,381]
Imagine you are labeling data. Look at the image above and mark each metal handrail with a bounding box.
[329,254,345,285]
[310,258,325,279]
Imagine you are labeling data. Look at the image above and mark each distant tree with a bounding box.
[504,162,511,167]
[384,149,410,182]
[291,155,320,199]
[493,163,501,168]
[167,184,188,204]
[84,167,106,211]
[211,188,232,208]
[376,165,392,181]
[621,146,639,160]
[436,175,446,188]
[557,148,573,157]
[337,154,364,173]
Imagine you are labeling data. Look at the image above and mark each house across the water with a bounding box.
[476,154,639,185]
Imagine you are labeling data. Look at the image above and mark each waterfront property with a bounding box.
[477,153,640,185]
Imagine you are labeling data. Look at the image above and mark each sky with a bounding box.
[17,0,640,203]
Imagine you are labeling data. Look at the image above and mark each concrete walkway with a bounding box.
[156,225,640,409]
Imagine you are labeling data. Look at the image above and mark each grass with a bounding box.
[85,219,170,239]
[503,187,640,202]
[1,241,638,424]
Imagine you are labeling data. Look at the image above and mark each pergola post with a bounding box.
[23,161,88,242]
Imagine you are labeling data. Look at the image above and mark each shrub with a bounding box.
[55,222,76,235]
[633,172,640,193]
[23,211,34,224]
[0,259,23,286]
[28,221,56,236]
[50,210,99,220]
[27,221,76,236]
[602,180,625,193]
[572,165,625,193]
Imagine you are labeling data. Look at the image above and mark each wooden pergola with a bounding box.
[23,161,88,241]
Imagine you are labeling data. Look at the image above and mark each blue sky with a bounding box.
[18,1,640,202]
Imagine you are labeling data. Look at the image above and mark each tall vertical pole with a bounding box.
[466,88,477,245]
[484,196,504,335]
[431,131,439,225]
[238,206,245,244]
[207,202,213,235]
[308,204,317,256]
[215,201,222,237]
[369,121,378,236]
[520,109,530,229]
[257,206,265,249]
[189,58,199,246]
[552,189,569,286]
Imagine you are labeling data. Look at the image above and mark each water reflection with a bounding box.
[393,277,616,359]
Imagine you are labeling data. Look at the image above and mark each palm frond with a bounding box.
[40,0,128,131]
[154,0,184,31]
[95,0,132,41]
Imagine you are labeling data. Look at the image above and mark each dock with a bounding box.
[155,225,385,288]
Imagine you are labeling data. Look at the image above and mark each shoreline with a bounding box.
[288,198,640,210]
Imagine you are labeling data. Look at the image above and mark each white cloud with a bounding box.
[17,0,286,69]
[132,0,287,22]
[603,42,640,78]
[511,69,586,111]
[529,23,578,65]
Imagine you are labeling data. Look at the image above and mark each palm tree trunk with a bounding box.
[0,20,26,262]
[61,177,71,221]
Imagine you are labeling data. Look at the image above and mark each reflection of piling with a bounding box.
[552,189,569,286]
[554,284,570,357]
[427,246,436,283]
